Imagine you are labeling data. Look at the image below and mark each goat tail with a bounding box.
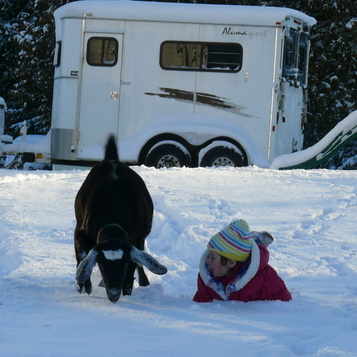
[104,135,119,161]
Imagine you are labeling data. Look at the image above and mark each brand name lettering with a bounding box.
[222,27,247,36]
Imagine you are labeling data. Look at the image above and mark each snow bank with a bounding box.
[271,110,357,169]
[1,134,50,155]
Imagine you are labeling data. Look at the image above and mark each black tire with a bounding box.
[201,146,246,167]
[144,144,191,168]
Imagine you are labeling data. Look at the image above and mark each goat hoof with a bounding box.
[138,277,150,287]
[122,288,132,296]
[77,280,92,295]
[84,280,92,294]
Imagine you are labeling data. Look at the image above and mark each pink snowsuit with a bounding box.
[193,242,292,302]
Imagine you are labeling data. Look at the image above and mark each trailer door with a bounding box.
[276,24,310,156]
[78,33,123,160]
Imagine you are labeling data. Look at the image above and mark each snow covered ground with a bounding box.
[1,166,357,357]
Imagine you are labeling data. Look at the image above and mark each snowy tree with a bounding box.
[0,0,27,132]
[303,0,356,147]
[0,0,68,135]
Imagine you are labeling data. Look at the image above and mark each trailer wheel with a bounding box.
[201,146,245,167]
[145,144,191,168]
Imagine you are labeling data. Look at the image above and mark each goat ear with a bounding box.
[130,247,167,275]
[76,249,98,284]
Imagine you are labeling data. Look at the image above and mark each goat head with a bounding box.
[76,224,167,303]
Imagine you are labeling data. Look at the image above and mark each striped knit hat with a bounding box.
[208,219,254,262]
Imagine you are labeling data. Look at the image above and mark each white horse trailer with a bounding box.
[51,0,316,168]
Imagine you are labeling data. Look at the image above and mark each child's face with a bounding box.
[206,251,235,278]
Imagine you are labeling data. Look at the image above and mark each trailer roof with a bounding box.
[55,0,316,27]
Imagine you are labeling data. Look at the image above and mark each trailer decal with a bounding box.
[145,88,252,117]
[221,27,248,36]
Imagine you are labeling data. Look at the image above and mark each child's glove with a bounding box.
[251,231,274,247]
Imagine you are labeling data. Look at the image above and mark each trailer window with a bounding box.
[160,41,242,72]
[87,37,118,66]
[298,33,310,86]
[282,29,310,87]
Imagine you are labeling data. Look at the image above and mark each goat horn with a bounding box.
[130,247,167,275]
[76,249,98,284]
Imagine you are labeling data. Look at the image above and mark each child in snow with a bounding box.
[193,219,292,303]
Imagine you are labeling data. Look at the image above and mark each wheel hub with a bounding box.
[211,157,235,167]
[157,154,181,168]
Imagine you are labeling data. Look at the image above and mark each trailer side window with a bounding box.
[160,41,242,72]
[298,32,310,86]
[87,37,118,66]
[282,29,310,87]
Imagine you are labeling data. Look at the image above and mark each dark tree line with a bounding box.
[0,0,64,134]
[0,0,356,167]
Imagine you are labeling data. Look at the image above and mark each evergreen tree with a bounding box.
[304,0,356,147]
[0,0,68,136]
[0,0,28,132]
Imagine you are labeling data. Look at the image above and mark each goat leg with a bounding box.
[137,266,150,287]
[122,263,136,296]
[77,280,92,295]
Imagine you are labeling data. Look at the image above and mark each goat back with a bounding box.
[75,158,153,244]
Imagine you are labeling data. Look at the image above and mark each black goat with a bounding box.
[74,135,167,302]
